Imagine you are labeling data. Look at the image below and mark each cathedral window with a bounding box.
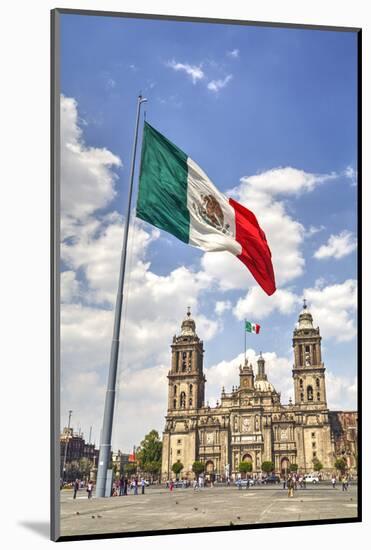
[299,379,303,388]
[307,385,313,401]
[173,399,177,409]
[317,392,320,401]
[316,378,320,388]
[305,345,310,352]
[312,442,316,449]
[300,392,304,402]
[312,432,315,438]
[177,439,182,445]
[180,392,186,408]
[189,398,193,407]
[174,385,177,396]
[189,384,193,394]
[312,451,317,458]
[177,450,181,456]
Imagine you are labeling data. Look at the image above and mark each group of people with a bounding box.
[112,477,147,496]
[282,474,307,492]
[73,478,93,499]
[333,473,351,491]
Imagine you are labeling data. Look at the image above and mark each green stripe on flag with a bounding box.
[245,321,252,333]
[137,122,190,243]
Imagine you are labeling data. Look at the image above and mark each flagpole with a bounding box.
[96,94,147,498]
[244,319,247,365]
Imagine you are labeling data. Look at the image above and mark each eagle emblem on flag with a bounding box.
[193,194,231,235]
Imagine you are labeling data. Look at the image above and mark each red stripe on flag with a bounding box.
[229,198,276,296]
[255,324,261,334]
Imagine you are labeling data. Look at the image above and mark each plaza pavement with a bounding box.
[60,483,358,537]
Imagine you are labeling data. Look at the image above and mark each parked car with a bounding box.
[235,478,255,487]
[262,475,280,484]
[303,474,319,484]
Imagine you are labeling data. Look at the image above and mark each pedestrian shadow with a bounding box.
[18,521,50,539]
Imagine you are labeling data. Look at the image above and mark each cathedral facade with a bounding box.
[161,304,357,480]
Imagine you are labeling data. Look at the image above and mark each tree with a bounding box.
[312,458,323,472]
[79,457,93,480]
[289,463,298,472]
[192,461,205,477]
[171,461,184,479]
[136,430,163,480]
[125,462,137,477]
[143,460,162,478]
[65,460,80,482]
[335,457,347,473]
[261,461,274,474]
[238,461,253,478]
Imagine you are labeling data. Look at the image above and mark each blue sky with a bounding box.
[59,14,358,450]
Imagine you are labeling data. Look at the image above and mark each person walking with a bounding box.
[141,478,146,495]
[282,475,286,490]
[134,477,138,495]
[87,480,93,499]
[73,479,79,500]
[169,480,174,492]
[237,477,242,490]
[123,477,128,496]
[193,478,198,491]
[287,475,294,498]
[119,476,124,496]
[331,474,336,489]
[342,474,347,491]
[342,474,348,491]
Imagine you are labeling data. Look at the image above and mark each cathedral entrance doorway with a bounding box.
[205,460,215,482]
[281,457,290,475]
[242,453,253,463]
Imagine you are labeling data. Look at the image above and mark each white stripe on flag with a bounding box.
[186,157,242,255]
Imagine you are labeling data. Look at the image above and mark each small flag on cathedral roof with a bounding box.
[136,122,276,296]
[245,321,260,334]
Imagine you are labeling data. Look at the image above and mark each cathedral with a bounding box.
[161,303,357,480]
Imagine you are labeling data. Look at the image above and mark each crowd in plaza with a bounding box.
[67,470,353,501]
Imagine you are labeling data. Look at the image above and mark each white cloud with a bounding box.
[205,350,293,405]
[207,74,233,93]
[232,279,357,343]
[303,279,357,342]
[166,60,204,84]
[236,166,337,197]
[227,49,239,58]
[61,270,81,303]
[60,95,121,239]
[326,371,357,410]
[215,300,232,315]
[106,78,116,89]
[221,166,338,288]
[314,230,357,260]
[344,165,357,186]
[305,225,325,238]
[234,286,299,320]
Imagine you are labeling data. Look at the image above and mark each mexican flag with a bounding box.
[136,122,276,296]
[245,321,260,334]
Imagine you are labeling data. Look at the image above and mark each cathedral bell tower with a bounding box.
[167,308,206,412]
[292,300,327,408]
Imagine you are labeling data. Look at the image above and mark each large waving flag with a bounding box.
[136,122,276,296]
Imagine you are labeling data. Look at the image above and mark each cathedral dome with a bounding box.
[297,299,314,329]
[254,379,275,392]
[180,307,196,336]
